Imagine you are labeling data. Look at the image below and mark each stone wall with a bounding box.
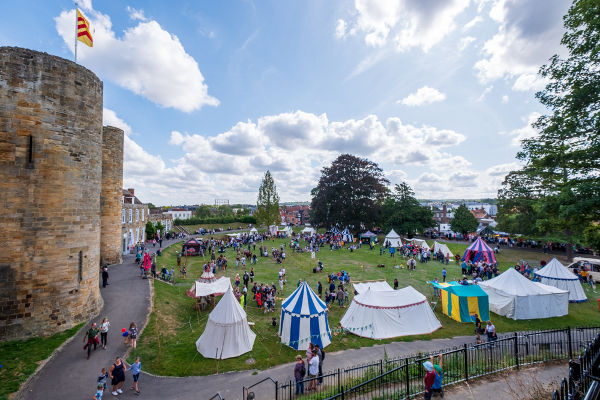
[100,126,124,266]
[0,47,104,339]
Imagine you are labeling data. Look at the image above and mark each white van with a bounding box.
[567,257,600,282]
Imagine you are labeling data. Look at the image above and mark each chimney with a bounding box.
[128,188,135,196]
[442,204,447,219]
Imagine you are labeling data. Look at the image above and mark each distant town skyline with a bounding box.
[1,0,570,204]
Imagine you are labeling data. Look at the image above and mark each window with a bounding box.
[122,209,125,224]
[142,209,145,222]
[136,209,139,222]
[129,209,133,223]
[78,251,83,283]
[136,228,139,243]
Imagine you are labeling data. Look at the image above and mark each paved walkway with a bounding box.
[20,239,570,400]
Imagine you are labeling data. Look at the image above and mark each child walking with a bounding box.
[128,322,138,349]
[128,356,142,394]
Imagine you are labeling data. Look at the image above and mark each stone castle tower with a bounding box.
[0,47,124,340]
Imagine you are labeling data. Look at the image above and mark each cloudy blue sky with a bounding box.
[0,0,570,205]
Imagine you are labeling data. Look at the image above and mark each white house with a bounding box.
[165,208,193,220]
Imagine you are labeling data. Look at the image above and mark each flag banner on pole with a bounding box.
[76,9,93,47]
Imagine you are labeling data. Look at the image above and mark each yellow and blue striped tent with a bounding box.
[432,282,489,323]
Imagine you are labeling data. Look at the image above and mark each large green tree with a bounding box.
[194,205,212,219]
[497,0,600,256]
[450,204,479,236]
[255,170,280,226]
[145,220,156,240]
[310,154,389,230]
[382,182,434,236]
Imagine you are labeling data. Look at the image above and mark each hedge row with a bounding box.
[174,215,257,225]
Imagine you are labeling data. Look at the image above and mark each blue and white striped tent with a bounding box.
[341,227,354,243]
[279,281,332,350]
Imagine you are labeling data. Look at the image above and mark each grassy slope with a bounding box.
[132,236,600,376]
[0,323,83,400]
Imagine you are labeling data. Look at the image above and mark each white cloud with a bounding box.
[107,108,476,203]
[126,6,147,22]
[399,86,446,106]
[501,95,509,103]
[103,108,132,135]
[335,19,347,39]
[55,4,219,112]
[458,36,475,51]
[506,112,541,146]
[474,0,569,91]
[485,162,520,176]
[463,16,482,31]
[512,73,548,91]
[343,0,470,52]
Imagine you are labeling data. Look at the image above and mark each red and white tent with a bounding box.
[341,286,441,339]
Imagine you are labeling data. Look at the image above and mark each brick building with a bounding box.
[280,205,311,226]
[149,208,174,235]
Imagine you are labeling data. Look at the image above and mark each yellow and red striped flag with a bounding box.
[76,9,93,47]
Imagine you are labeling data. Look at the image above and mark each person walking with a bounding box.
[430,354,444,398]
[316,344,325,384]
[83,323,99,359]
[337,287,344,307]
[128,356,142,394]
[485,320,497,342]
[109,357,126,396]
[100,317,110,349]
[442,268,447,282]
[294,355,306,395]
[128,322,138,349]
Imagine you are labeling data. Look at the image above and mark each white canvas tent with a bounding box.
[186,272,232,298]
[269,225,278,235]
[479,267,569,320]
[407,238,430,250]
[353,281,394,294]
[535,258,587,303]
[278,226,292,236]
[196,287,256,359]
[433,241,454,258]
[301,227,316,235]
[249,227,258,234]
[384,229,402,247]
[340,286,441,339]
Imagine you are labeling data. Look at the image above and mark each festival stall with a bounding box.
[341,228,354,243]
[186,271,231,298]
[479,267,569,320]
[462,237,496,264]
[249,227,258,234]
[181,238,203,256]
[301,227,316,235]
[431,281,490,323]
[279,281,331,350]
[407,238,430,250]
[269,225,278,235]
[534,258,587,302]
[340,286,441,339]
[432,241,454,258]
[329,227,341,235]
[196,287,256,359]
[358,230,376,244]
[384,229,402,248]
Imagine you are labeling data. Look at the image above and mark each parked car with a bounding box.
[567,257,600,282]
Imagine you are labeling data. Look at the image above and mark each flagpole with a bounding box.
[74,3,78,62]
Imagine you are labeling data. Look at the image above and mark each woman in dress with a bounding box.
[109,357,126,396]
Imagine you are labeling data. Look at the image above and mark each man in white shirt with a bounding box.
[307,349,319,391]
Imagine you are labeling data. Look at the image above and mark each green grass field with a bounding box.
[0,323,82,400]
[131,235,600,377]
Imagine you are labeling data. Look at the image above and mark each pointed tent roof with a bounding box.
[353,280,394,294]
[330,227,340,234]
[210,287,249,324]
[462,237,496,264]
[281,281,328,316]
[536,258,579,280]
[479,267,566,296]
[385,229,401,238]
[360,231,377,237]
[535,258,587,302]
[433,241,454,258]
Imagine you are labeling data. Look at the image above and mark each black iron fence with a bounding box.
[208,393,225,400]
[243,326,600,400]
[552,331,600,400]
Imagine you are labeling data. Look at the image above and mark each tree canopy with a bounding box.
[450,204,479,236]
[497,0,600,255]
[381,182,434,236]
[310,154,389,230]
[255,170,280,226]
